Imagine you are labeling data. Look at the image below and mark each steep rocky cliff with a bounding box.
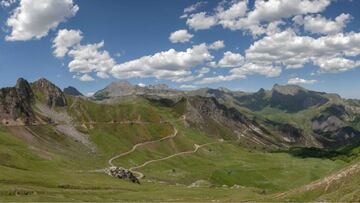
[32,78,67,107]
[312,105,360,147]
[0,78,35,125]
[0,78,69,125]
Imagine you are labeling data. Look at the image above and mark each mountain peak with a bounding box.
[147,84,169,90]
[218,87,231,92]
[15,78,34,100]
[63,86,83,96]
[272,84,306,96]
[109,80,133,88]
[94,80,136,98]
[32,78,67,107]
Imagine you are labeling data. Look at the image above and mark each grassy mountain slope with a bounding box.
[0,95,352,201]
[1,79,360,201]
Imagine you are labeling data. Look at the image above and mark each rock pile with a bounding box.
[106,167,140,184]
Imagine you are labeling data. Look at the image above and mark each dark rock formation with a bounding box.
[0,78,35,125]
[107,167,140,184]
[63,86,83,96]
[32,78,67,107]
[312,105,360,148]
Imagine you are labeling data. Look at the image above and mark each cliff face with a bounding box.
[184,96,295,149]
[312,105,360,148]
[0,78,69,126]
[32,78,67,107]
[0,78,35,125]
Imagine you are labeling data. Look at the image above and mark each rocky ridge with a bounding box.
[93,81,184,101]
[63,86,83,96]
[0,78,35,125]
[32,78,67,107]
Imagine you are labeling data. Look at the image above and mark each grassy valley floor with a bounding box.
[0,99,357,201]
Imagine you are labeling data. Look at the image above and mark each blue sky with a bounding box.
[0,0,360,98]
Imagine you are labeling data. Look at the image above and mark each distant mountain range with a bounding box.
[2,78,360,150]
[1,77,360,201]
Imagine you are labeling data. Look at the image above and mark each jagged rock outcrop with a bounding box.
[63,86,83,96]
[185,96,291,149]
[106,167,140,184]
[312,105,360,147]
[0,78,35,125]
[32,78,67,107]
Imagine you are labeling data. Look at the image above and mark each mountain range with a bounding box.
[0,78,360,201]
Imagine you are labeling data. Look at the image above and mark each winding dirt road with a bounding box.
[108,127,178,167]
[129,141,223,179]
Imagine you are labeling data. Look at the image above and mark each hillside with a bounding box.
[0,78,359,201]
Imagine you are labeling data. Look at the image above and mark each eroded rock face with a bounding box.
[106,167,140,184]
[312,105,360,147]
[32,78,67,107]
[0,78,35,125]
[185,96,290,149]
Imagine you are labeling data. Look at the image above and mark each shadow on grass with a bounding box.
[274,146,360,163]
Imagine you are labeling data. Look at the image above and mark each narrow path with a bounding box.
[129,141,223,179]
[272,160,360,199]
[108,127,178,167]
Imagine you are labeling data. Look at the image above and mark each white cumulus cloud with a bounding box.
[216,51,245,68]
[314,57,360,73]
[6,0,78,41]
[293,13,352,35]
[245,29,360,72]
[196,62,281,84]
[78,74,95,82]
[52,29,83,58]
[186,12,217,30]
[169,29,194,43]
[288,77,317,85]
[184,0,331,37]
[111,43,216,82]
[68,41,116,75]
[208,40,225,50]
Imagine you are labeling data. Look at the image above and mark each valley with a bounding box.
[0,78,359,201]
